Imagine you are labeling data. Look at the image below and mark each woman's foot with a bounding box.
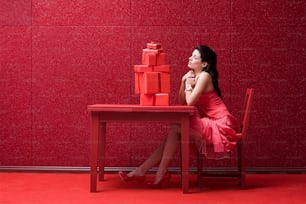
[118,171,146,183]
[147,171,171,189]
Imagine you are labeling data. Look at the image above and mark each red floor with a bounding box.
[0,172,305,204]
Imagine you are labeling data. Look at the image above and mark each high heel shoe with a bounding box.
[118,171,146,183]
[147,171,171,189]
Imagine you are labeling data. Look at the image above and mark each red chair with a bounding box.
[197,88,254,189]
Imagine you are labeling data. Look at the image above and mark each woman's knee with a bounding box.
[168,124,180,136]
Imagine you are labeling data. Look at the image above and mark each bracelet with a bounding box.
[185,84,193,92]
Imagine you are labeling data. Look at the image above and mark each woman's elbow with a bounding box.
[185,99,195,106]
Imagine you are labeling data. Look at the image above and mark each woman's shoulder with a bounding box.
[196,71,212,84]
[197,71,214,92]
[198,71,211,79]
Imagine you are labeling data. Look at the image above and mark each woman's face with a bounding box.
[188,49,205,71]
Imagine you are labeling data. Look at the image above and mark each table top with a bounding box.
[87,104,196,113]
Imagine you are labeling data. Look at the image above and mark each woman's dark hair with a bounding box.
[195,45,222,98]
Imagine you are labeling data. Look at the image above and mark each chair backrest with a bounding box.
[240,88,254,139]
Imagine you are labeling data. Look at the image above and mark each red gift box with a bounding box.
[135,42,171,106]
[157,52,167,65]
[140,93,169,106]
[134,72,140,94]
[140,94,155,106]
[147,42,162,49]
[155,93,169,106]
[135,72,159,94]
[159,72,170,93]
[142,52,157,66]
[153,65,170,73]
[142,48,164,54]
[134,64,153,72]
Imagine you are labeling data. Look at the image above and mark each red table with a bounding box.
[87,104,196,193]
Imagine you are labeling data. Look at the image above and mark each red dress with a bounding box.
[189,90,240,158]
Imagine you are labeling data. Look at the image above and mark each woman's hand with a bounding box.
[185,77,196,88]
[182,70,195,82]
[183,70,197,89]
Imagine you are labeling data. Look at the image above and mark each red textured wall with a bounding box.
[1,1,305,170]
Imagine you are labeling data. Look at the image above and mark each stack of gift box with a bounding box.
[134,42,170,106]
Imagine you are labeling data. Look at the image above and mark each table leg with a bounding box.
[180,116,190,193]
[98,122,106,181]
[90,112,99,192]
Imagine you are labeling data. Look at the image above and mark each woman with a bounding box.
[119,45,240,188]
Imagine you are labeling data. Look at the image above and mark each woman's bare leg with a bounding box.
[127,125,202,182]
[153,126,202,183]
[153,125,181,183]
[127,125,180,177]
[127,141,166,177]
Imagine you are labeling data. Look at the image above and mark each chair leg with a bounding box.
[237,140,246,189]
[240,173,245,189]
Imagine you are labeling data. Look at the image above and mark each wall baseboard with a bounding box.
[0,166,305,174]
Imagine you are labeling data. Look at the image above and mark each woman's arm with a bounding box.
[178,70,195,105]
[184,72,212,106]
